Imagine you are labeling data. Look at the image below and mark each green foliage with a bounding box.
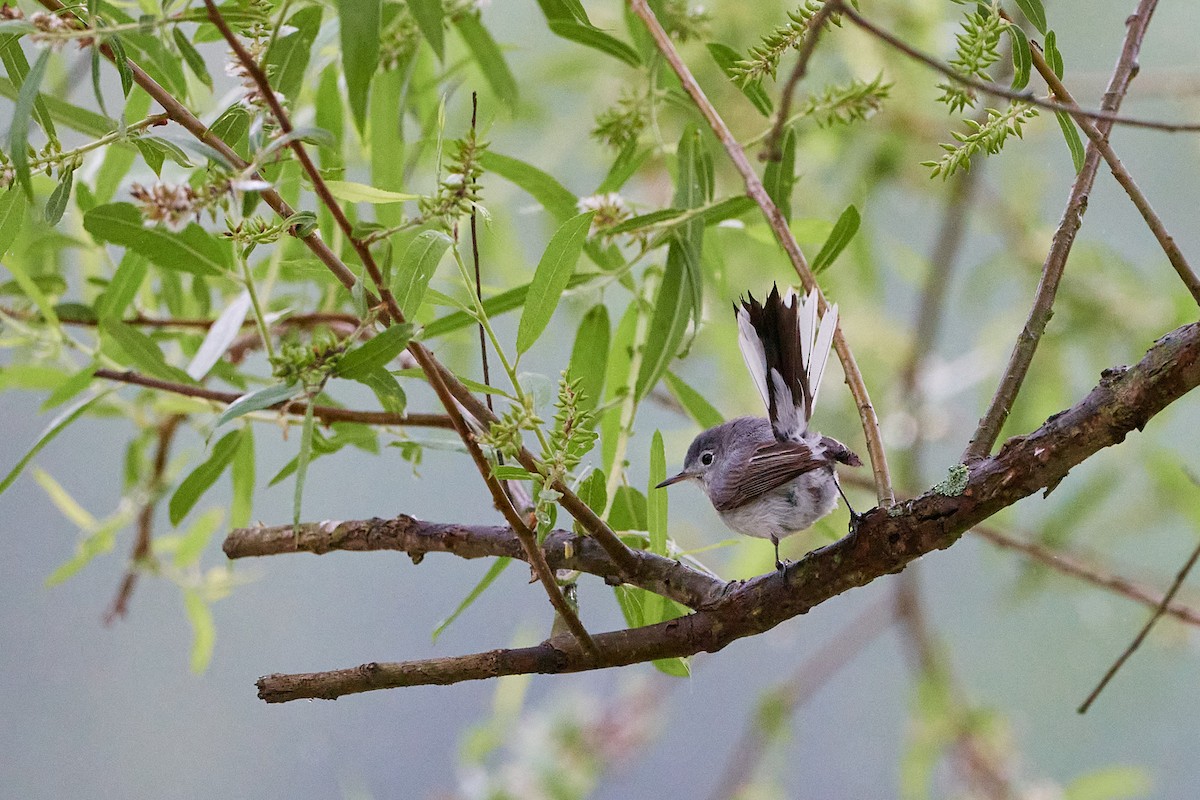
[922,103,1038,179]
[936,2,1005,113]
[799,74,891,128]
[730,1,840,86]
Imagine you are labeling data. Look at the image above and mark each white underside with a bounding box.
[717,469,839,541]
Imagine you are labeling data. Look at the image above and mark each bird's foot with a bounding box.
[848,509,866,536]
[775,558,787,574]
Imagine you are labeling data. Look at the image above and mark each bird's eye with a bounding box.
[700,451,714,466]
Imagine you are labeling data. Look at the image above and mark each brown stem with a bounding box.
[1026,42,1200,305]
[423,350,600,658]
[963,0,1160,461]
[761,0,843,162]
[256,319,1200,700]
[627,0,895,507]
[839,4,1199,134]
[93,368,454,429]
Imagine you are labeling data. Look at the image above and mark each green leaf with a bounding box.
[1008,24,1031,91]
[569,304,609,414]
[763,127,796,220]
[547,20,641,67]
[1064,766,1152,800]
[0,186,28,259]
[1055,111,1086,174]
[173,508,224,568]
[492,465,533,481]
[46,523,119,587]
[95,253,148,319]
[635,242,693,401]
[653,656,691,677]
[83,203,231,276]
[173,28,212,89]
[106,33,134,98]
[169,429,244,525]
[336,323,415,379]
[0,392,107,496]
[596,139,648,194]
[479,150,578,222]
[100,319,195,384]
[1043,30,1064,78]
[183,589,216,673]
[355,366,407,414]
[8,47,51,199]
[230,427,255,529]
[1,232,59,329]
[0,33,55,140]
[423,273,594,338]
[609,485,647,532]
[432,557,512,640]
[663,371,723,429]
[338,0,382,134]
[43,166,74,226]
[265,6,322,101]
[213,382,298,428]
[454,13,517,112]
[393,230,452,319]
[41,364,97,411]
[707,42,772,116]
[408,0,445,61]
[293,401,316,531]
[517,211,595,353]
[1013,0,1048,35]
[187,292,252,381]
[324,180,419,204]
[0,76,108,137]
[811,204,860,274]
[647,431,667,557]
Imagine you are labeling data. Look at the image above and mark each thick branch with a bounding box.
[627,0,895,507]
[223,516,730,611]
[256,320,1200,700]
[964,0,1159,460]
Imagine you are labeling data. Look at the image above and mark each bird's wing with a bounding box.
[709,439,828,512]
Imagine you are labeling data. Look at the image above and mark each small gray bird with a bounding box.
[656,285,862,571]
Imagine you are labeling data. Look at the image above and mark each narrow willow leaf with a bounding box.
[173,28,212,89]
[293,401,316,531]
[479,150,577,222]
[173,508,224,568]
[707,42,772,116]
[454,13,517,112]
[493,465,533,481]
[409,0,445,61]
[811,204,860,274]
[547,20,641,67]
[213,382,299,428]
[0,183,29,260]
[186,291,251,380]
[265,6,322,100]
[569,304,610,414]
[1013,0,1047,35]
[34,467,97,530]
[653,656,691,677]
[336,323,415,379]
[663,371,723,429]
[43,167,74,226]
[0,392,106,495]
[183,589,216,673]
[45,522,118,587]
[600,301,638,474]
[1008,24,1032,91]
[393,230,452,319]
[635,243,693,401]
[168,429,244,525]
[107,34,134,97]
[324,180,419,204]
[1055,111,1086,174]
[596,139,648,194]
[9,47,51,199]
[1,239,58,328]
[423,272,595,338]
[41,364,97,411]
[763,127,796,220]
[101,319,194,384]
[0,76,108,136]
[229,426,255,528]
[95,253,147,319]
[0,33,55,137]
[1043,30,1064,78]
[647,431,667,557]
[83,203,231,276]
[517,211,595,353]
[432,557,512,641]
[338,0,381,134]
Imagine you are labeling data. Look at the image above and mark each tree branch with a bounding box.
[627,0,895,507]
[255,319,1200,700]
[963,0,1161,461]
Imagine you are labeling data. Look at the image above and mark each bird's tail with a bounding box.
[735,284,838,442]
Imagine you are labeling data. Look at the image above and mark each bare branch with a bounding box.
[256,320,1200,700]
[626,0,895,507]
[964,0,1161,461]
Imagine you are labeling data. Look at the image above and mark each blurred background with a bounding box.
[3,0,1200,797]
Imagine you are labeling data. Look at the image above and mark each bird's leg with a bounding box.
[772,534,785,573]
[835,478,865,536]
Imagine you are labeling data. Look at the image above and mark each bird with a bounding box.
[656,284,863,572]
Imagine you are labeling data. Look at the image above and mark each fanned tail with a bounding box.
[735,284,839,442]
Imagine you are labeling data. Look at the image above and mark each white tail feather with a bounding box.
[808,299,837,415]
[736,307,770,412]
[769,369,802,440]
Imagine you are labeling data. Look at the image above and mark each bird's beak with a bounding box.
[655,471,692,489]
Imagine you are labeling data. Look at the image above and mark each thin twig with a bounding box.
[93,368,454,429]
[761,0,843,162]
[424,351,600,658]
[1026,42,1200,306]
[963,0,1161,461]
[839,4,1200,134]
[627,0,895,507]
[1078,532,1200,713]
